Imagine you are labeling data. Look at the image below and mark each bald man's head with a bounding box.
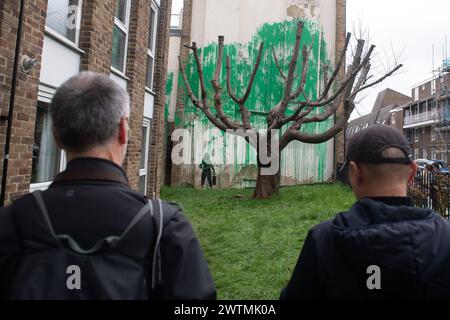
[358,148,413,183]
[348,147,417,200]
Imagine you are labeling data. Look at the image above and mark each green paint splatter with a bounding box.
[179,19,334,184]
[165,72,174,122]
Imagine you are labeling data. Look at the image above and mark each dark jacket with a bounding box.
[0,157,216,300]
[281,197,450,299]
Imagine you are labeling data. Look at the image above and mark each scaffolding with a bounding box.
[431,48,450,161]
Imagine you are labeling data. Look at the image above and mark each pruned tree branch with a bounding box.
[211,36,242,129]
[273,48,286,81]
[179,21,403,159]
[179,46,228,131]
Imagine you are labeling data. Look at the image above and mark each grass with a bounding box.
[161,183,355,300]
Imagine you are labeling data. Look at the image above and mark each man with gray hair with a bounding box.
[0,72,216,299]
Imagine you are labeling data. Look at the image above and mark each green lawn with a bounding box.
[161,183,355,299]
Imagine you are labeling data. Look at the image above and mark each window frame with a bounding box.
[145,2,159,92]
[139,118,152,194]
[30,100,67,192]
[45,0,83,47]
[111,0,132,75]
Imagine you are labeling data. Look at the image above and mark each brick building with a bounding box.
[346,88,412,140]
[0,0,171,204]
[403,61,450,161]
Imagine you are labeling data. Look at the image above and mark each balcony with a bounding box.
[404,110,441,128]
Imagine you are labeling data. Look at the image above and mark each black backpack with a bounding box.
[8,190,165,300]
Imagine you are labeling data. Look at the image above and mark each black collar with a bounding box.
[50,157,129,187]
[365,197,413,207]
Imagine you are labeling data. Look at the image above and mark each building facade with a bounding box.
[0,0,171,204]
[403,61,450,161]
[346,88,412,140]
[165,0,347,189]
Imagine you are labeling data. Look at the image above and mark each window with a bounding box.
[146,3,158,90]
[432,79,437,95]
[112,0,131,73]
[46,0,82,44]
[431,128,436,141]
[414,148,420,160]
[139,119,152,194]
[31,103,61,184]
[414,129,419,142]
[413,87,419,101]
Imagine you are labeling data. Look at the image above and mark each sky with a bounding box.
[347,0,449,118]
[171,0,450,119]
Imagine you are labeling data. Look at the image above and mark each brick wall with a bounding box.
[334,0,347,170]
[0,0,47,204]
[0,0,171,204]
[79,0,114,73]
[148,0,173,198]
[391,109,404,131]
[170,0,193,186]
[412,73,450,101]
[123,0,151,190]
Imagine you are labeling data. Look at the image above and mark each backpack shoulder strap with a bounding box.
[150,199,163,291]
[32,190,57,237]
[149,198,180,292]
[32,191,153,255]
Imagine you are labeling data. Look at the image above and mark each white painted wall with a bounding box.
[167,35,181,122]
[172,0,339,185]
[109,72,128,90]
[40,35,81,89]
[144,91,155,119]
[190,0,336,60]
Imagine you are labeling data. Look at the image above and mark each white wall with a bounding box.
[167,36,181,122]
[39,35,81,89]
[190,0,336,61]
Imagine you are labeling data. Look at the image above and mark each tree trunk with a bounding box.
[253,167,280,199]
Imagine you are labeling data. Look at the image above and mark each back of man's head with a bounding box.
[50,71,130,153]
[343,125,416,199]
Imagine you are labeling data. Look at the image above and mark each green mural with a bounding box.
[178,19,334,185]
[164,72,174,123]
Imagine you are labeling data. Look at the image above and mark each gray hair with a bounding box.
[50,71,130,152]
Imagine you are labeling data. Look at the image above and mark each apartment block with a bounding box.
[403,60,450,161]
[0,0,171,204]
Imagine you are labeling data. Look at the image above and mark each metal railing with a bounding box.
[409,170,450,219]
[404,110,440,125]
[339,166,450,219]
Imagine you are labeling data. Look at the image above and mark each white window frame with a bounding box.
[146,2,159,92]
[414,128,419,142]
[30,98,67,192]
[431,128,436,141]
[431,79,437,95]
[139,118,152,194]
[111,0,132,75]
[45,0,83,47]
[413,87,419,101]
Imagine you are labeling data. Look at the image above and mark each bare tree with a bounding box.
[179,22,402,199]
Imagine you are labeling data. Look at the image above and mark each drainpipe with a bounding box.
[0,0,26,206]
